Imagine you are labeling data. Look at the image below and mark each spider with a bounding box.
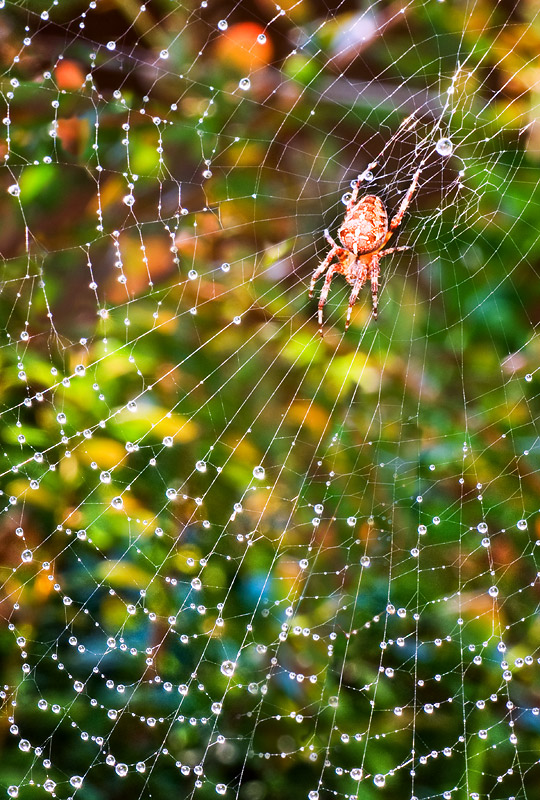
[310,166,421,332]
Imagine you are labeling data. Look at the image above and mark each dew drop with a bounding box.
[220,660,236,677]
[253,465,265,479]
[8,184,20,197]
[21,550,33,563]
[216,786,227,796]
[196,460,207,473]
[111,496,123,509]
[373,774,385,787]
[239,78,251,91]
[70,776,83,788]
[218,19,228,30]
[517,519,527,530]
[257,33,267,43]
[166,488,177,500]
[123,194,135,207]
[100,471,111,484]
[477,522,488,533]
[191,577,202,591]
[436,137,453,156]
[115,763,128,777]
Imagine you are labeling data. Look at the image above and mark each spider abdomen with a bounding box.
[338,194,388,255]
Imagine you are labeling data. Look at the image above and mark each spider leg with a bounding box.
[345,262,369,330]
[309,245,338,298]
[370,256,380,320]
[324,229,338,249]
[389,167,422,231]
[378,245,412,257]
[318,265,338,333]
[347,161,379,209]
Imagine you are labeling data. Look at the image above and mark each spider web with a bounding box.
[1,1,540,799]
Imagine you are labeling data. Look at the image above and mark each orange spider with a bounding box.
[310,166,421,332]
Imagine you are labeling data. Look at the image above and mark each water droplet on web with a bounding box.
[8,184,20,197]
[70,776,83,788]
[191,577,202,591]
[221,660,236,677]
[100,471,111,484]
[196,460,207,472]
[211,701,222,714]
[257,33,267,43]
[218,19,228,30]
[106,41,116,51]
[8,788,19,798]
[314,504,324,515]
[136,762,146,773]
[115,763,128,777]
[347,516,356,526]
[488,585,499,597]
[299,559,309,569]
[221,262,230,272]
[436,137,453,156]
[188,269,198,279]
[216,786,227,796]
[360,555,371,567]
[56,412,67,424]
[373,774,385,787]
[166,488,177,500]
[477,522,488,533]
[111,496,123,509]
[44,780,56,793]
[21,550,32,563]
[253,465,265,479]
[308,792,319,800]
[239,78,251,91]
[341,192,352,205]
[350,768,362,780]
[517,519,527,530]
[159,49,169,59]
[525,373,533,382]
[123,194,135,206]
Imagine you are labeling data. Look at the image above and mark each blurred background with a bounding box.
[1,1,540,799]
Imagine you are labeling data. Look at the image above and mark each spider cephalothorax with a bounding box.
[310,166,421,332]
